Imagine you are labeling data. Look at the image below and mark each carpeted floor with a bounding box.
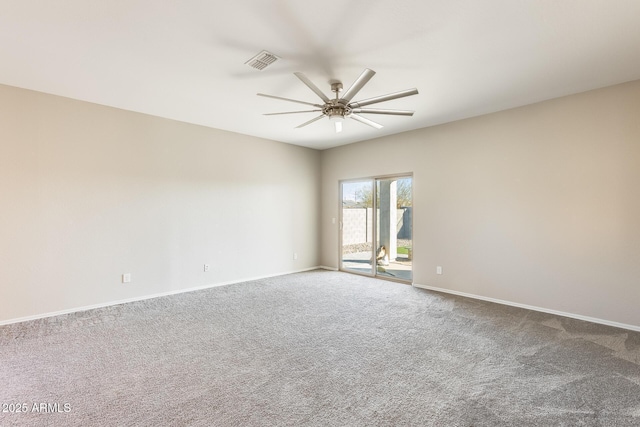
[1,270,640,426]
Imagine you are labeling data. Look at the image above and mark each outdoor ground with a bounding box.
[341,240,412,281]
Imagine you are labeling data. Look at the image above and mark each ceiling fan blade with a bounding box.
[257,93,322,108]
[351,108,414,116]
[350,114,383,129]
[294,72,331,103]
[349,88,419,108]
[264,110,322,116]
[341,68,376,103]
[295,114,326,128]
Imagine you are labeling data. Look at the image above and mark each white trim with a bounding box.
[319,265,339,271]
[0,266,323,326]
[413,282,640,333]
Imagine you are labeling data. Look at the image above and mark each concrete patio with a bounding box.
[341,250,413,282]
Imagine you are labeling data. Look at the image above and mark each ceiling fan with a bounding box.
[258,69,418,133]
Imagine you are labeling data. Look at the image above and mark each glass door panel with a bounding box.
[375,177,412,281]
[340,180,374,275]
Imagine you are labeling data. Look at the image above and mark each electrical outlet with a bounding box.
[293,252,298,260]
[204,264,210,272]
[122,273,131,283]
[436,266,443,275]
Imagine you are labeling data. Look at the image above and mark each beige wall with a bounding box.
[0,84,321,322]
[321,80,640,327]
[3,79,640,328]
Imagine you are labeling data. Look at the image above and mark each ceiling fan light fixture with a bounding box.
[335,121,343,133]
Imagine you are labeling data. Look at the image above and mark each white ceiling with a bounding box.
[2,1,640,150]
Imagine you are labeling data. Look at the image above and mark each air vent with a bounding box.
[245,50,279,70]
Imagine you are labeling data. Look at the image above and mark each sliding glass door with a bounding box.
[340,180,375,275]
[340,175,412,282]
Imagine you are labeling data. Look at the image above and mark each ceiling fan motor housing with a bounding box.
[324,101,351,119]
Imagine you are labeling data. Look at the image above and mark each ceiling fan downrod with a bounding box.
[325,82,350,120]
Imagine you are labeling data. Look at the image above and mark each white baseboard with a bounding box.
[0,266,324,326]
[319,265,339,271]
[413,283,640,333]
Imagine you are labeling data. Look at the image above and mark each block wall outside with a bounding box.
[342,208,412,245]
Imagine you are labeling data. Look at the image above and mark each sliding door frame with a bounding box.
[339,173,413,284]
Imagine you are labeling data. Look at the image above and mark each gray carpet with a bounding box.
[1,270,640,426]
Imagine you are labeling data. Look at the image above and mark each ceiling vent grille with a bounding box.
[245,50,279,70]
